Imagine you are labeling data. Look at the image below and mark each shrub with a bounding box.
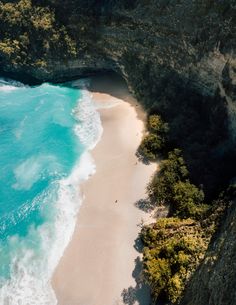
[141,217,211,303]
[0,0,78,66]
[138,133,164,160]
[138,114,168,161]
[147,114,169,135]
[172,180,207,219]
[147,149,208,218]
[147,149,188,203]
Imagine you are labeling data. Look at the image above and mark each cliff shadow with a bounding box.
[121,256,151,305]
[87,71,134,102]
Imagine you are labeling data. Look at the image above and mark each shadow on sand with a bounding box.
[135,198,169,219]
[121,256,151,305]
[135,150,151,165]
[134,198,156,213]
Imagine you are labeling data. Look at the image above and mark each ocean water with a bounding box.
[0,79,102,304]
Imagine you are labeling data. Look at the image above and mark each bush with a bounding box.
[0,0,79,67]
[138,133,164,160]
[138,114,168,161]
[147,149,208,219]
[141,217,210,304]
[147,149,188,203]
[172,180,207,219]
[147,114,169,135]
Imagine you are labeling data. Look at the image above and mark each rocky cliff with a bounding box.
[1,1,235,93]
[1,1,236,304]
[180,197,236,305]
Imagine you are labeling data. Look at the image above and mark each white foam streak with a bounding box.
[74,89,103,150]
[0,78,25,92]
[0,85,18,92]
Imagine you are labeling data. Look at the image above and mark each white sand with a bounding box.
[52,74,157,305]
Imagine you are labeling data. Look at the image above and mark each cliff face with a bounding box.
[1,1,236,304]
[180,199,236,305]
[1,1,235,94]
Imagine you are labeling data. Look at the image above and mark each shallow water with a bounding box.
[0,79,102,304]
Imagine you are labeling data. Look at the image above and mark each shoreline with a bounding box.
[52,74,157,305]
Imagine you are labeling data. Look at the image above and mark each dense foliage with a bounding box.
[148,149,208,219]
[138,115,169,160]
[141,194,228,304]
[0,0,92,70]
[140,125,220,304]
[141,218,211,304]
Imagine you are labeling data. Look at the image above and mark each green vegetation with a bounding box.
[147,115,169,135]
[148,149,208,219]
[138,133,163,161]
[137,106,230,305]
[138,112,211,303]
[138,115,168,160]
[141,217,213,304]
[0,0,91,69]
[140,197,227,304]
[138,114,220,304]
[172,181,208,219]
[137,105,231,305]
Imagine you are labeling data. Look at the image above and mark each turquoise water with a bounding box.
[0,79,101,304]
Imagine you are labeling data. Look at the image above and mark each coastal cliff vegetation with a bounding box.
[138,115,169,160]
[141,199,226,304]
[147,148,207,220]
[0,0,91,70]
[141,218,210,304]
[138,111,233,303]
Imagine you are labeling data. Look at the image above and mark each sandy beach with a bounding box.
[52,74,157,305]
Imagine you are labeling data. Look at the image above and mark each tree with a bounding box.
[147,149,188,204]
[141,217,210,304]
[138,114,168,161]
[172,180,207,218]
[147,114,169,135]
[138,133,164,160]
[147,149,208,218]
